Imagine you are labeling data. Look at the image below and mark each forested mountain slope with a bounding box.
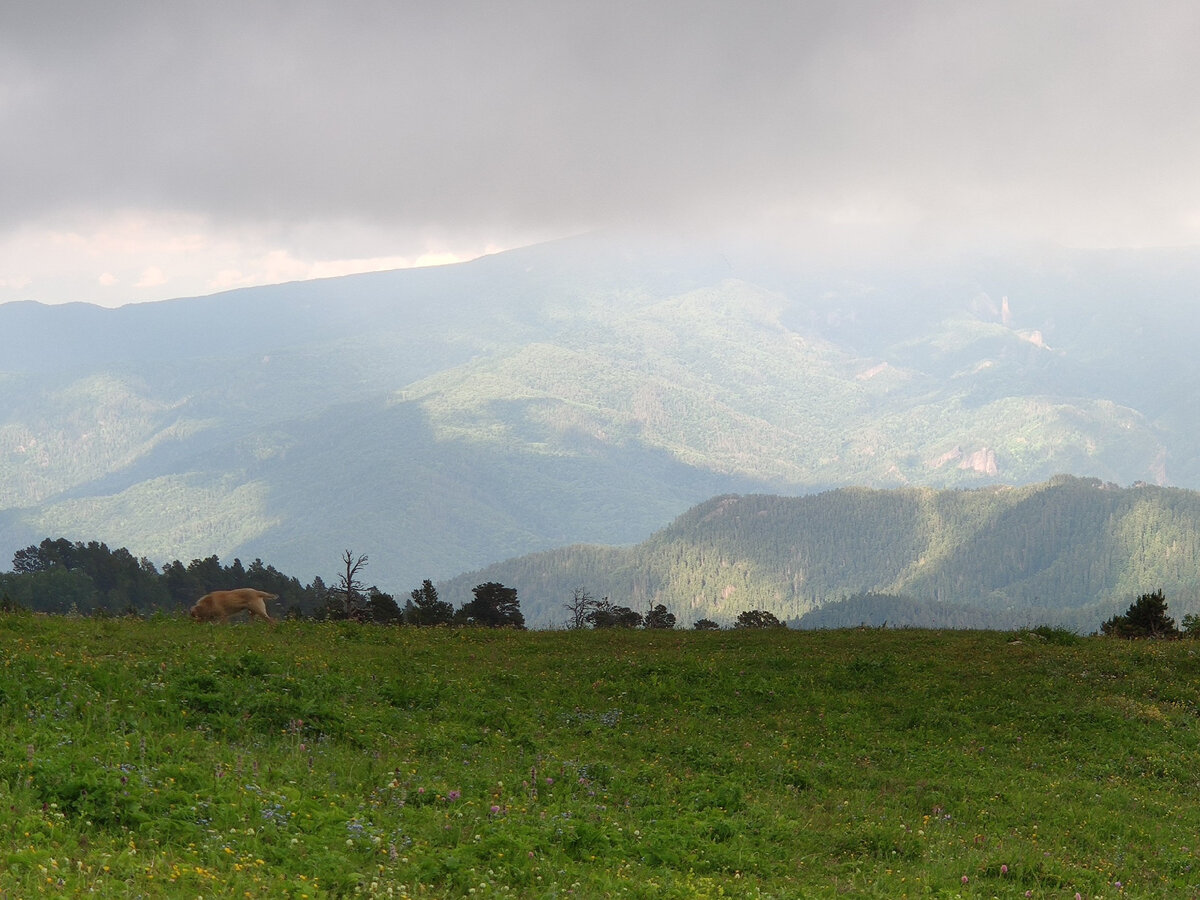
[1,237,1197,594]
[443,476,1200,630]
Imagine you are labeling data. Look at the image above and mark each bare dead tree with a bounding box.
[336,550,369,620]
[564,587,599,629]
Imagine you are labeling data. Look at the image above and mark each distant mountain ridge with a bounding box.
[1,236,1198,595]
[444,476,1200,630]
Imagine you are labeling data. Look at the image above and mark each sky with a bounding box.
[3,1,1200,307]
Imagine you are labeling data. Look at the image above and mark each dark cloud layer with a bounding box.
[3,2,1200,302]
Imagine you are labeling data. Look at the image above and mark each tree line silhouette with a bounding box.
[0,538,528,627]
[7,536,1191,637]
[0,538,802,631]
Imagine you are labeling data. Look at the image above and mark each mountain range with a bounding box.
[445,475,1200,630]
[1,235,1197,602]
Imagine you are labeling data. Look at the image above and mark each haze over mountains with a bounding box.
[1,236,1197,606]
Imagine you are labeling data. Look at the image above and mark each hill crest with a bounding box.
[442,476,1200,630]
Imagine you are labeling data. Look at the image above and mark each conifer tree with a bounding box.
[1101,589,1178,638]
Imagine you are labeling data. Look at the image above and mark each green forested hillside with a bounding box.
[1,238,1198,595]
[443,476,1200,630]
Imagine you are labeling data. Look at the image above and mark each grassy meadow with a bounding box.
[2,615,1200,898]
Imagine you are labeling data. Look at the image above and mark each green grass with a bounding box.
[2,616,1200,897]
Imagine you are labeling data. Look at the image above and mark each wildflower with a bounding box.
[447,790,461,802]
[1000,864,1008,876]
[490,805,501,815]
[961,875,969,884]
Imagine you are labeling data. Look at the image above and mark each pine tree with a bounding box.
[1101,589,1179,638]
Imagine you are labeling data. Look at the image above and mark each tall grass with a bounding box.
[1,615,1198,897]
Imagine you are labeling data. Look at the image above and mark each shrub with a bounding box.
[0,593,27,614]
[1182,613,1200,639]
[734,609,785,629]
[587,601,642,629]
[644,604,676,629]
[1027,624,1082,646]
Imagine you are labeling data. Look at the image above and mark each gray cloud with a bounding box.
[3,1,1200,302]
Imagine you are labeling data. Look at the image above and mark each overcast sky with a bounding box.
[3,1,1200,306]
